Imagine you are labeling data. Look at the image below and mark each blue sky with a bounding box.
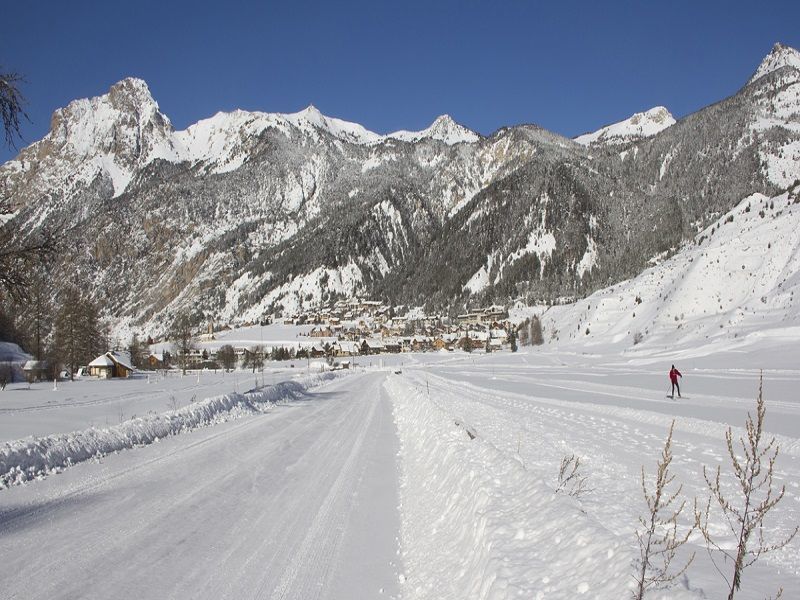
[2,0,799,163]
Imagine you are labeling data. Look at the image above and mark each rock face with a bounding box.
[2,44,799,335]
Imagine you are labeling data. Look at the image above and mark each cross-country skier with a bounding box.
[669,365,682,398]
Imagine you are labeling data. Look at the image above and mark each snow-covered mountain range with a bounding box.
[2,43,799,337]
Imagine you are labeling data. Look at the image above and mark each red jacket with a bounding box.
[669,368,682,383]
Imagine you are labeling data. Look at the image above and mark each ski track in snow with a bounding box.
[0,372,401,600]
[407,367,800,587]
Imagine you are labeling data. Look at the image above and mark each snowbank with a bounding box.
[385,376,690,600]
[0,371,343,488]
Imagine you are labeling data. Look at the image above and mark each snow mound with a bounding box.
[385,376,661,599]
[0,371,344,488]
[574,106,675,146]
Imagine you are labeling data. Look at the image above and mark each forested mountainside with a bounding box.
[1,43,798,336]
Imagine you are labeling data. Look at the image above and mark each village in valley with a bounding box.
[143,301,537,375]
[12,300,538,383]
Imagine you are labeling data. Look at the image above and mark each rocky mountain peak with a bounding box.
[297,104,325,125]
[749,42,800,84]
[574,106,676,146]
[107,77,158,108]
[426,114,480,144]
[388,114,480,145]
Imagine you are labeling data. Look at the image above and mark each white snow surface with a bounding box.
[542,188,800,354]
[749,42,800,85]
[2,288,800,599]
[574,106,676,146]
[388,114,480,145]
[0,371,344,488]
[0,371,401,599]
[2,199,800,599]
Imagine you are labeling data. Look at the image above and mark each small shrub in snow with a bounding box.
[696,373,798,600]
[633,331,644,345]
[555,454,589,499]
[633,420,695,600]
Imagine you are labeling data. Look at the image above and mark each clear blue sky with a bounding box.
[2,0,799,163]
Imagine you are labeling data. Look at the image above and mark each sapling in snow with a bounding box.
[633,420,694,599]
[696,373,798,600]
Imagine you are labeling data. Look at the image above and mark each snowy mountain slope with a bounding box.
[748,42,800,85]
[388,114,481,145]
[541,185,800,355]
[574,106,675,146]
[2,44,799,337]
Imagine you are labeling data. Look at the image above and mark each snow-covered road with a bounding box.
[0,372,400,599]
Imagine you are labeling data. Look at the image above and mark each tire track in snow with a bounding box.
[265,377,380,600]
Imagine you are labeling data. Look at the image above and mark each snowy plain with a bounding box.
[1,343,798,599]
[3,193,800,598]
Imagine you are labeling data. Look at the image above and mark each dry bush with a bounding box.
[633,420,694,599]
[696,373,798,600]
[556,453,590,498]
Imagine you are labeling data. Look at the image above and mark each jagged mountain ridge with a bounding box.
[1,44,799,336]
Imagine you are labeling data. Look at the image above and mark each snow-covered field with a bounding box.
[388,348,799,599]
[2,191,800,598]
[1,343,797,599]
[0,364,315,443]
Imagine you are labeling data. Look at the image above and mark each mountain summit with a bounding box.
[748,42,800,84]
[388,114,480,145]
[574,106,676,146]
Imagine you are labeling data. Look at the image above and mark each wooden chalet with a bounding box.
[88,351,135,379]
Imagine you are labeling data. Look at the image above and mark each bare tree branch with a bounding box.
[0,69,29,149]
[696,372,798,600]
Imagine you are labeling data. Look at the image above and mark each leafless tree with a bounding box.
[216,344,236,372]
[170,315,196,375]
[633,420,695,599]
[696,373,798,600]
[530,315,544,345]
[0,362,12,389]
[249,344,265,373]
[53,287,101,380]
[0,226,59,304]
[0,68,27,149]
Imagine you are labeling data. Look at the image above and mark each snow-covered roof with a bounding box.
[88,355,115,367]
[88,351,135,371]
[108,351,135,371]
[334,341,360,352]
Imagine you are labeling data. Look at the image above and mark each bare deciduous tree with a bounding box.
[530,315,544,345]
[633,420,695,599]
[170,315,196,375]
[0,226,59,304]
[53,287,101,380]
[696,373,798,600]
[216,344,236,372]
[0,68,27,149]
